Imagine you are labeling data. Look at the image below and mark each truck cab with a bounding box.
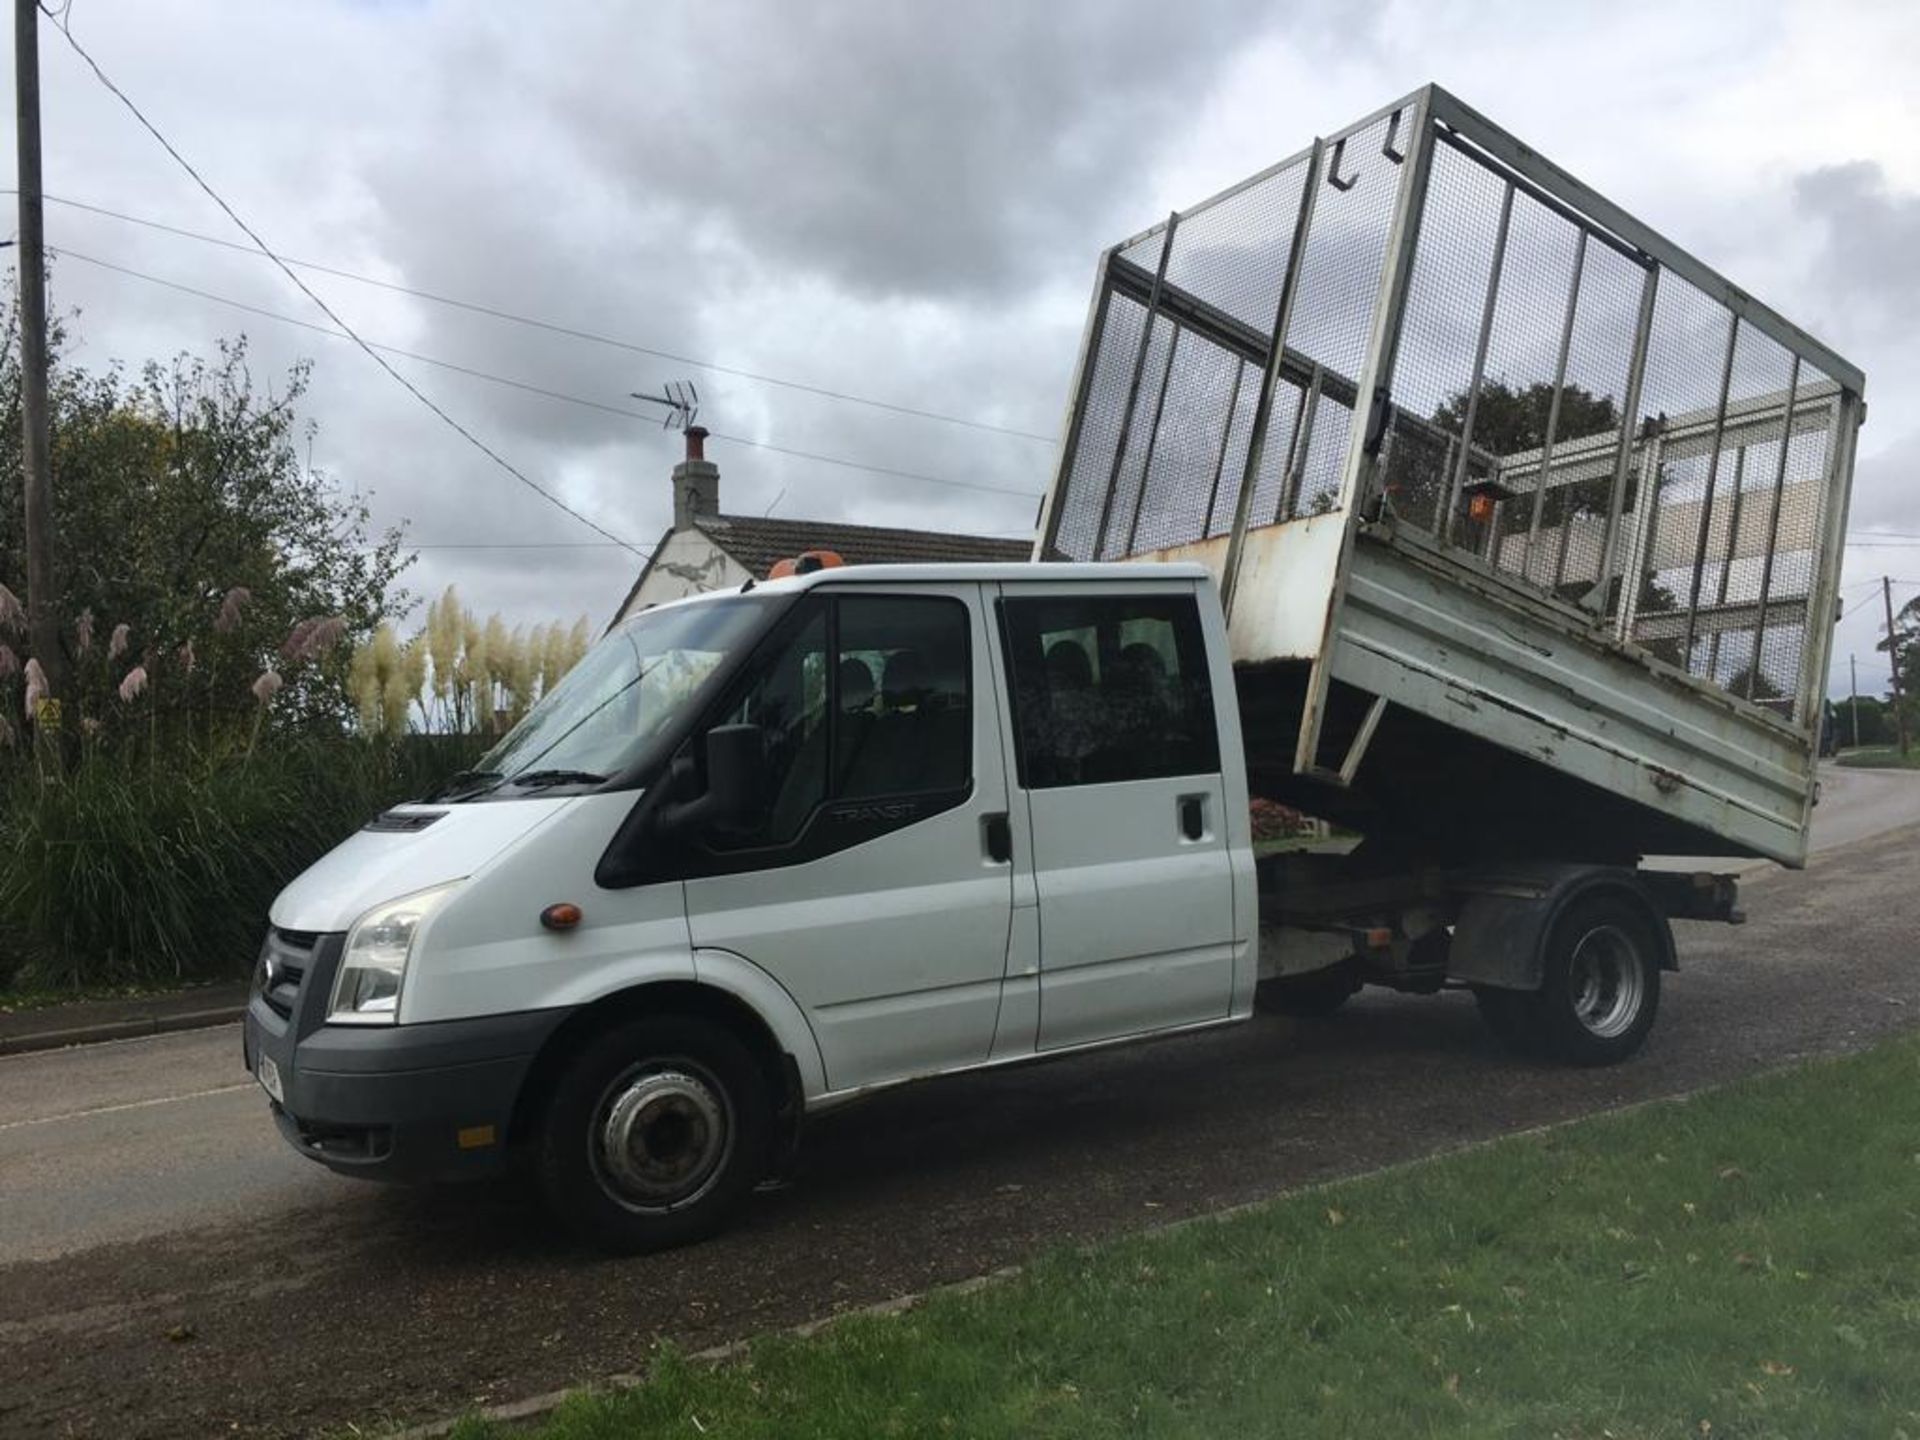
[244,563,1257,1250]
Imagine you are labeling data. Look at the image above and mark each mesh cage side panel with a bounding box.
[1117,227,1167,275]
[1627,273,1739,676]
[1049,292,1147,561]
[1270,113,1407,523]
[1163,159,1311,336]
[1242,382,1304,528]
[1295,391,1358,517]
[1129,325,1249,553]
[1516,238,1645,602]
[1747,363,1836,722]
[1206,370,1260,538]
[1682,326,1797,698]
[1100,315,1179,558]
[1382,143,1524,539]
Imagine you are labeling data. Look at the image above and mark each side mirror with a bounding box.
[656,724,765,838]
[702,723,766,828]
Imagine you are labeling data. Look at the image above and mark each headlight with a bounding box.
[329,882,461,1025]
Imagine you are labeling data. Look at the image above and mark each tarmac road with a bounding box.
[3,766,1918,1438]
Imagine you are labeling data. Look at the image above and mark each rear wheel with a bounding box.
[1475,893,1662,1066]
[537,1015,770,1253]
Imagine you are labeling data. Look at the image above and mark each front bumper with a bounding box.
[242,928,569,1184]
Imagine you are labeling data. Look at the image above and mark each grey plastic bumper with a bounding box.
[241,931,569,1183]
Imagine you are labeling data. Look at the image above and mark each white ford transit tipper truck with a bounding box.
[244,86,1862,1251]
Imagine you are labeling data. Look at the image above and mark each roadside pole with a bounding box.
[1850,654,1859,749]
[14,0,67,722]
[1886,578,1910,758]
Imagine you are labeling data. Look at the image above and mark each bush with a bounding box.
[0,734,483,990]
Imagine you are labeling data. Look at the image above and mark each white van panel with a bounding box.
[1025,775,1237,1048]
[271,796,576,935]
[403,793,690,1024]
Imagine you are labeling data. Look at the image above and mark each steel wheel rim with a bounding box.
[591,1064,733,1214]
[1567,924,1645,1039]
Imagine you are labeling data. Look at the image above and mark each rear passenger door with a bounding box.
[996,584,1237,1050]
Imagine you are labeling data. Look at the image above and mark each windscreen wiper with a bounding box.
[506,768,609,790]
[429,768,504,801]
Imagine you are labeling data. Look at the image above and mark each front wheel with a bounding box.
[537,1015,771,1253]
[1477,893,1663,1066]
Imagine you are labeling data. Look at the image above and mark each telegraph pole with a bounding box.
[14,0,66,716]
[1850,654,1860,750]
[1886,577,1910,757]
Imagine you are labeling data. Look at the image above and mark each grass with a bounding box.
[1836,745,1920,770]
[444,1036,1920,1440]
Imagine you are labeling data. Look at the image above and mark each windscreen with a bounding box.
[478,596,773,785]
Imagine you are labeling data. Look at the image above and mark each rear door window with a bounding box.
[999,592,1219,788]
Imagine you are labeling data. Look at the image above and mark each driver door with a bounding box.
[680,584,1015,1093]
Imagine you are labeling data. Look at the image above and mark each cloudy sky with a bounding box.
[5,0,1917,698]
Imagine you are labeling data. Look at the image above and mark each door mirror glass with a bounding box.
[702,723,766,829]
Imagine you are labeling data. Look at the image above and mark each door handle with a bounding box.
[983,812,1013,864]
[1178,794,1205,841]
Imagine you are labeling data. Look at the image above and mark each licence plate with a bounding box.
[256,1053,285,1105]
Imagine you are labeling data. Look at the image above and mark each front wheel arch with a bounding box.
[509,980,800,1163]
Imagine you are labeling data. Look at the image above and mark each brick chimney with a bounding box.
[672,425,719,529]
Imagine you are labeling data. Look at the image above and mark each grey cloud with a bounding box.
[504,0,1305,303]
[1792,161,1920,341]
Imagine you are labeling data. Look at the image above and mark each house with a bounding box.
[609,426,1036,625]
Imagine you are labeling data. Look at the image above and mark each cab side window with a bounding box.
[1000,593,1219,788]
[711,594,971,852]
[836,596,970,800]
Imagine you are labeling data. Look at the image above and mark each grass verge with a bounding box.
[441,1035,1920,1439]
[1827,748,1920,771]
[1835,746,1920,770]
[0,977,233,1014]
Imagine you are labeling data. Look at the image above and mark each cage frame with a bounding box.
[1035,82,1866,769]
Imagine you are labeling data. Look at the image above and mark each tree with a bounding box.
[1382,379,1620,545]
[0,291,410,745]
[1876,592,1920,744]
[1429,379,1619,458]
[1841,694,1894,749]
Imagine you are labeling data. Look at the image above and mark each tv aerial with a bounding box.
[631,380,700,432]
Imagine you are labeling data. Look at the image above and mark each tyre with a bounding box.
[1255,961,1361,1018]
[1476,893,1662,1066]
[537,1015,771,1253]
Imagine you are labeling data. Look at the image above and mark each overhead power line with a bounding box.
[15,188,1057,445]
[381,529,1040,552]
[53,246,1047,502]
[37,9,648,558]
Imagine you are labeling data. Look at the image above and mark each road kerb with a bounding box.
[0,1004,246,1057]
